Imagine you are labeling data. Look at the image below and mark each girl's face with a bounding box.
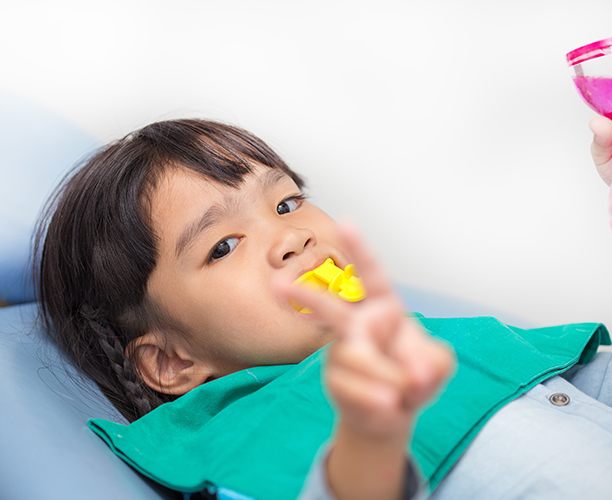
[145,164,349,381]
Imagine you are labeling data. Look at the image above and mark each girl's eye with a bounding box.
[277,194,307,215]
[208,236,240,263]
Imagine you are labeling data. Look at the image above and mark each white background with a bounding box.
[2,0,612,328]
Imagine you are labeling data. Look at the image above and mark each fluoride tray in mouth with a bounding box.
[293,258,366,313]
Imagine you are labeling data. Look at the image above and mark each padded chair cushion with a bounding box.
[0,302,177,499]
[0,92,97,305]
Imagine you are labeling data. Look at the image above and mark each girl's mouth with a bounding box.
[292,258,366,314]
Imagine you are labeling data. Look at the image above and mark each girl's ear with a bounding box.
[127,333,213,396]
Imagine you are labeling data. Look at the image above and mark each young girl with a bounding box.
[36,119,612,499]
[35,119,453,500]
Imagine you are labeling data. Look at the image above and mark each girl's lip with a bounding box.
[294,256,328,282]
[294,251,348,282]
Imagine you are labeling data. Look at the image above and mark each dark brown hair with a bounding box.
[34,119,305,422]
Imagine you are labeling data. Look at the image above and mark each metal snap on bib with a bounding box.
[549,393,571,406]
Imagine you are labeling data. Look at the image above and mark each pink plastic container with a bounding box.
[566,37,612,119]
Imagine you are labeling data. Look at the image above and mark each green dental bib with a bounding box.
[89,315,610,499]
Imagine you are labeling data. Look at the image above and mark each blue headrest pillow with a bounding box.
[0,92,96,305]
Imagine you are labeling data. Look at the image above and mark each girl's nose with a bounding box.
[268,225,316,268]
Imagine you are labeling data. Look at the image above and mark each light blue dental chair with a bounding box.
[0,93,521,500]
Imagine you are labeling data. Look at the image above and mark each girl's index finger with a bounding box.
[272,274,353,337]
[337,223,395,300]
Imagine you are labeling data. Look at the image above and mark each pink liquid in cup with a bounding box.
[572,76,612,119]
[567,38,612,117]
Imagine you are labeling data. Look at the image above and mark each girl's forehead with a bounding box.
[149,165,296,255]
[157,164,290,198]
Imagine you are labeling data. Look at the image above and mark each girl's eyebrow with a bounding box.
[174,168,290,259]
[175,201,231,258]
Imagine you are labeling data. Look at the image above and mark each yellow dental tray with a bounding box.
[293,258,366,313]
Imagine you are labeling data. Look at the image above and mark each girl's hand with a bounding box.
[275,224,454,500]
[590,116,612,185]
[275,223,455,441]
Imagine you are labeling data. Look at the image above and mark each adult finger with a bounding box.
[589,116,612,185]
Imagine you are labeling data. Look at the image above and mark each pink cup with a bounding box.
[567,37,612,119]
